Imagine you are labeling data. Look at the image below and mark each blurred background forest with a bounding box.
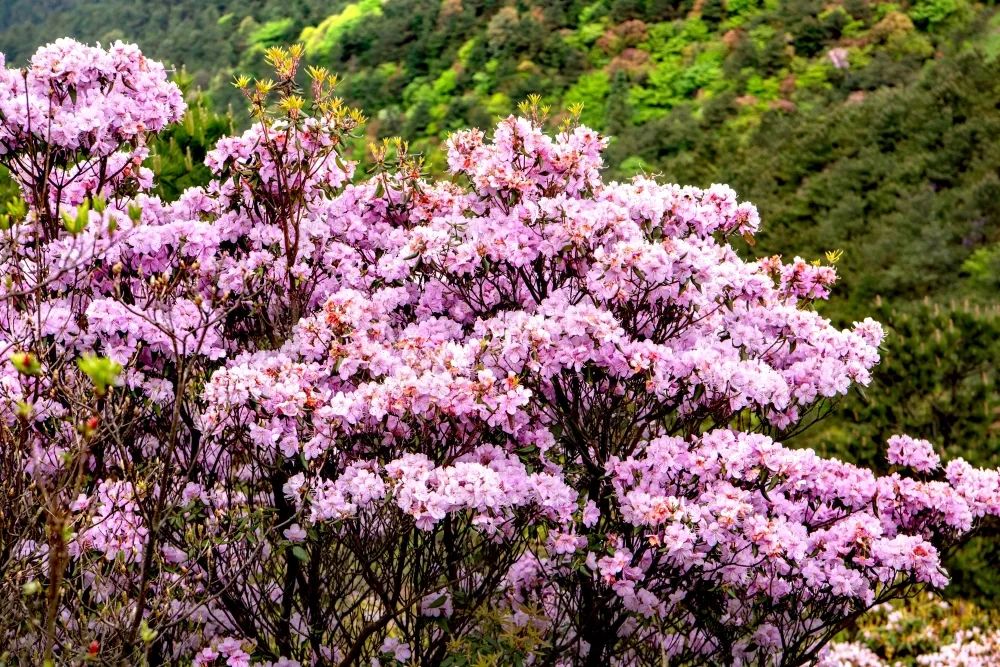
[0,0,997,627]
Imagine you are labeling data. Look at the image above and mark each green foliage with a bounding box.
[834,595,999,664]
[961,243,1000,291]
[910,0,963,27]
[439,604,549,666]
[0,0,340,114]
[982,10,1000,60]
[564,70,610,128]
[249,18,296,47]
[61,200,90,235]
[300,0,382,60]
[149,79,235,200]
[76,354,123,396]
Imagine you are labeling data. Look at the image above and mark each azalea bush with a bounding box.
[820,594,999,666]
[822,631,1000,667]
[0,40,998,666]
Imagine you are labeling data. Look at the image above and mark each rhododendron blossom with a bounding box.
[821,629,1000,667]
[887,434,941,473]
[0,40,998,666]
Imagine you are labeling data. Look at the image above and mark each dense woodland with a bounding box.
[0,0,998,659]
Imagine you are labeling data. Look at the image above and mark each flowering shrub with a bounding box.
[819,595,1000,666]
[0,40,998,666]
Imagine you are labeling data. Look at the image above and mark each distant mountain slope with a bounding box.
[0,0,341,109]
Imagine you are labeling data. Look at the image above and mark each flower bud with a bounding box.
[10,351,41,376]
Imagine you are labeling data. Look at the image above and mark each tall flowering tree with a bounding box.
[0,40,997,666]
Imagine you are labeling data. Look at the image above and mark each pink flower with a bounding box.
[828,47,850,69]
[283,523,307,542]
[420,590,453,618]
[887,435,941,472]
[193,648,219,666]
[379,637,411,663]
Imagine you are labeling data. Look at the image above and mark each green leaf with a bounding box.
[5,199,26,219]
[62,202,90,235]
[128,203,143,223]
[139,620,158,643]
[76,353,123,395]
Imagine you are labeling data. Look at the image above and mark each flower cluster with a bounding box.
[888,434,941,473]
[0,39,184,156]
[814,592,1000,666]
